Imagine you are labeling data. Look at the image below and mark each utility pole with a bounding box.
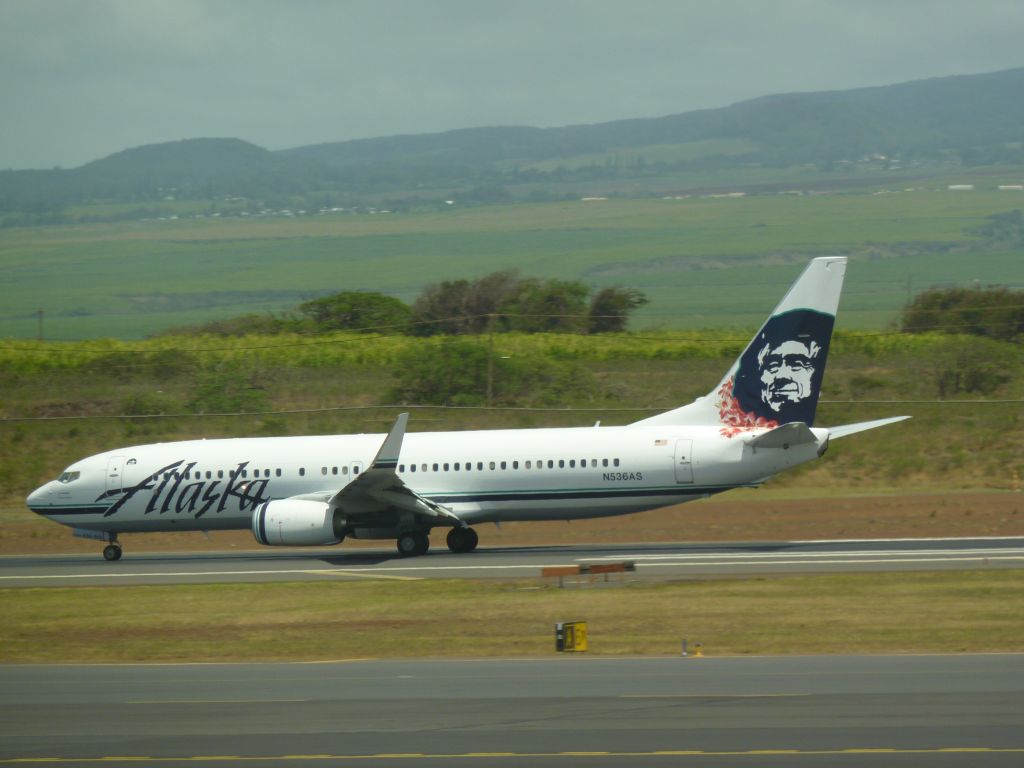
[486,312,495,407]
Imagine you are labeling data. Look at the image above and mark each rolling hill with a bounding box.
[1,66,1023,222]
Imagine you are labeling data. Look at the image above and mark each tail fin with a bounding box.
[631,256,846,432]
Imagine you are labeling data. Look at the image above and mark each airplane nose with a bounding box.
[26,484,51,511]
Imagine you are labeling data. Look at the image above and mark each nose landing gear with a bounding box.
[102,534,122,561]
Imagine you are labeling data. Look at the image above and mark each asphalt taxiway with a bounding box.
[2,655,1023,766]
[1,536,1023,586]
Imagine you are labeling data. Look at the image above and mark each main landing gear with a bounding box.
[395,527,479,557]
[396,530,430,557]
[102,535,122,562]
[446,526,479,554]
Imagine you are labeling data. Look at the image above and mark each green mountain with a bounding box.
[2,67,1023,223]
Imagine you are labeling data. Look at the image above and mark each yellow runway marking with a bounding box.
[128,700,306,705]
[5,747,1024,761]
[300,569,422,581]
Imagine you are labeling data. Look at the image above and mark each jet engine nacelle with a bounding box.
[251,500,344,546]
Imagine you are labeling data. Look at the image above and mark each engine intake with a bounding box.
[252,500,344,546]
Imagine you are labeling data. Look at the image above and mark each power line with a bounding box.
[1,399,1019,423]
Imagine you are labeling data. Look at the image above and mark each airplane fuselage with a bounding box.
[27,423,826,538]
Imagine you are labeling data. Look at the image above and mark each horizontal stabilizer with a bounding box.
[744,422,817,449]
[828,415,911,439]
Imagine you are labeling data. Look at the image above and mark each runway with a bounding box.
[2,655,1023,766]
[1,536,1023,586]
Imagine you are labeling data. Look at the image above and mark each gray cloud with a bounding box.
[1,0,1022,169]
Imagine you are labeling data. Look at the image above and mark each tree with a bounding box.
[298,291,411,333]
[501,278,589,333]
[587,287,649,333]
[901,286,1024,342]
[409,271,519,335]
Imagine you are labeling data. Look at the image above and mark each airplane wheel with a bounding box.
[397,531,429,557]
[102,544,122,562]
[446,527,478,554]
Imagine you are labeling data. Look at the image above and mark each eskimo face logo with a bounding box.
[757,338,821,413]
[728,309,835,429]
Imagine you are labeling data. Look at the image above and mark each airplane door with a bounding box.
[106,455,126,493]
[674,440,694,484]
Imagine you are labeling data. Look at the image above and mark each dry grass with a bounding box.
[3,570,1023,663]
[3,490,1021,556]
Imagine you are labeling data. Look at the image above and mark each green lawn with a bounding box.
[2,190,1021,338]
[3,571,1022,662]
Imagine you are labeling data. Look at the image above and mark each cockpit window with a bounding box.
[58,471,81,484]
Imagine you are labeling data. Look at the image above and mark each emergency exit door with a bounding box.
[674,440,694,484]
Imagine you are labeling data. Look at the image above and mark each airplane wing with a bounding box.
[287,412,460,526]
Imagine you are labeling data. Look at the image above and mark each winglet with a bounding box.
[371,412,408,470]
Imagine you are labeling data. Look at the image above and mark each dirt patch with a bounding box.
[4,490,1022,556]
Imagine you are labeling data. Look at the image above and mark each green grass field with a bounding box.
[3,571,1022,662]
[2,187,1022,339]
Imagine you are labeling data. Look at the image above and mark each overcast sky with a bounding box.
[1,0,1022,170]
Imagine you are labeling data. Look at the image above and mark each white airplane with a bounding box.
[27,256,907,561]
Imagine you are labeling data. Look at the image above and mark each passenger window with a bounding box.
[443,463,450,471]
[322,467,328,475]
[500,461,507,470]
[569,460,576,468]
[591,459,597,467]
[342,466,348,475]
[512,461,519,469]
[421,464,428,472]
[353,467,360,475]
[558,460,565,468]
[525,460,532,469]
[276,468,281,477]
[477,462,484,470]
[206,471,212,480]
[242,470,248,478]
[614,458,620,467]
[410,464,416,473]
[602,459,608,467]
[547,460,554,469]
[218,469,224,479]
[465,462,471,472]
[399,464,405,473]
[299,468,306,477]
[454,463,460,471]
[433,463,439,472]
[332,467,338,475]
[489,461,496,470]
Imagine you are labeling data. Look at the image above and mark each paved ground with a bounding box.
[2,655,1023,767]
[3,490,1022,556]
[2,536,1023,586]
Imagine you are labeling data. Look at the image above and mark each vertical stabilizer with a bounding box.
[631,256,846,433]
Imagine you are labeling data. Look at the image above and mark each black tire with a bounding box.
[397,531,429,557]
[446,527,479,554]
[103,544,122,562]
